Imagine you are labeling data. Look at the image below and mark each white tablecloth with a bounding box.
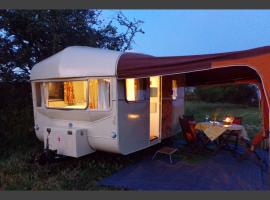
[195,122,249,141]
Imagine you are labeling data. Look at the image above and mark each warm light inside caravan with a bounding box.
[172,79,178,100]
[128,114,140,119]
[149,76,160,140]
[46,80,87,109]
[126,79,136,101]
[125,78,146,101]
[89,79,110,110]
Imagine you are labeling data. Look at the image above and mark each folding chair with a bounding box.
[179,117,214,154]
[238,129,269,171]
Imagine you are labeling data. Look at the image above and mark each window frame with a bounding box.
[44,79,89,110]
[124,78,148,103]
[34,82,42,107]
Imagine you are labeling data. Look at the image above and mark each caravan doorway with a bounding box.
[150,76,161,142]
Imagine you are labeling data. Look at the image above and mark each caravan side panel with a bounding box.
[117,79,150,155]
[31,77,122,157]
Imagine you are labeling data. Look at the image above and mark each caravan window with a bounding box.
[89,79,111,110]
[46,80,88,109]
[125,78,146,102]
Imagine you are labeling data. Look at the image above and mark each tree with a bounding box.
[0,10,144,82]
[193,84,259,106]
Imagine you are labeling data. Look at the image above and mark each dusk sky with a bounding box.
[103,10,270,56]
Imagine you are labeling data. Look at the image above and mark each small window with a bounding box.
[125,78,146,101]
[172,79,178,100]
[46,80,88,109]
[89,79,111,110]
[35,82,42,107]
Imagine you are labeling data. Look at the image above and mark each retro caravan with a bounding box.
[30,46,185,158]
[31,46,270,159]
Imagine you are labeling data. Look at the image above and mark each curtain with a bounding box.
[89,79,110,110]
[172,79,178,100]
[64,81,75,105]
[135,79,145,100]
[89,79,98,109]
[98,80,110,110]
[44,83,48,106]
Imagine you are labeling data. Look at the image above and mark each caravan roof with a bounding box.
[30,46,123,80]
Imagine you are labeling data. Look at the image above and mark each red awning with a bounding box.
[117,46,270,134]
[117,46,270,79]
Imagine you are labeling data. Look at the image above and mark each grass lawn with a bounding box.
[0,101,262,190]
[0,134,162,190]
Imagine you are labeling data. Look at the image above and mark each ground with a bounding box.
[0,101,263,190]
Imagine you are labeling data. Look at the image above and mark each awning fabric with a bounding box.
[118,46,270,136]
[117,46,270,79]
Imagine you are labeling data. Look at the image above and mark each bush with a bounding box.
[0,82,38,158]
[192,84,259,106]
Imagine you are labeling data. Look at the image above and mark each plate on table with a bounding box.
[209,121,222,125]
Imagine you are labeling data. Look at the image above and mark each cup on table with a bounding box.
[205,114,209,122]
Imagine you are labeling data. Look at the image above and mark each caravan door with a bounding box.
[149,76,161,142]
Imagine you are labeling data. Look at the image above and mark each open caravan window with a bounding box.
[125,78,146,102]
[46,80,88,109]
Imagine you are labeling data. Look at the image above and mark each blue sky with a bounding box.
[102,10,270,56]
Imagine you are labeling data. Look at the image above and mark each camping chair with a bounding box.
[238,129,269,171]
[178,117,214,154]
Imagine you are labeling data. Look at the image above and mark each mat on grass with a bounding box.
[98,149,269,190]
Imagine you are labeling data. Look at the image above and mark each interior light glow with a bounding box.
[128,114,140,119]
[172,79,178,100]
[126,79,135,101]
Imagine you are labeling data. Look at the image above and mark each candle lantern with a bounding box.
[223,116,234,125]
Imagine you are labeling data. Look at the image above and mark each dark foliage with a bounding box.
[0,10,144,82]
[0,9,144,157]
[0,82,37,157]
[191,84,259,106]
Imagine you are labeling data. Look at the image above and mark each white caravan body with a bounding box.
[30,46,185,158]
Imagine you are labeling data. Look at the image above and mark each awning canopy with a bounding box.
[118,46,270,134]
[117,46,270,79]
[118,47,270,108]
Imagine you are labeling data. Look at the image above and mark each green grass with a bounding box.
[0,132,162,190]
[185,101,262,139]
[0,101,262,190]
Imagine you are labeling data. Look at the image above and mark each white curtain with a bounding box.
[135,79,146,100]
[44,83,49,106]
[98,80,110,110]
